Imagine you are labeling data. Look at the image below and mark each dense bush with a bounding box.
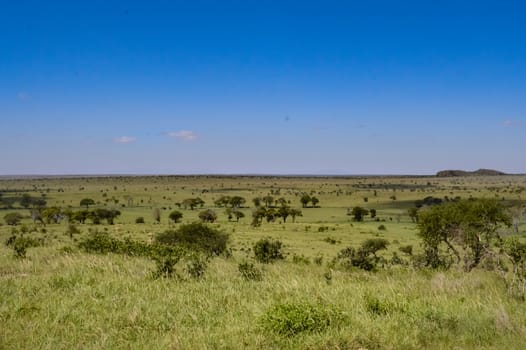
[4,212,24,226]
[334,238,389,271]
[238,261,263,281]
[253,238,284,263]
[260,301,344,336]
[155,222,229,256]
[198,209,217,223]
[6,235,43,258]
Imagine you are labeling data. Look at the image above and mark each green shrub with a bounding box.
[399,245,413,256]
[260,301,344,336]
[185,256,208,280]
[10,236,42,258]
[4,212,24,226]
[292,254,310,265]
[155,222,229,256]
[253,238,284,263]
[364,294,393,315]
[135,216,145,224]
[152,256,179,279]
[238,261,263,281]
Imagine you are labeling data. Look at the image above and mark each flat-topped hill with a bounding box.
[436,168,506,177]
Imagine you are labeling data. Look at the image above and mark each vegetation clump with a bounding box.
[260,301,344,336]
[334,238,389,271]
[253,238,284,263]
[238,261,263,281]
[155,222,229,256]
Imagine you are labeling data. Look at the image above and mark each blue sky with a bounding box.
[1,0,525,175]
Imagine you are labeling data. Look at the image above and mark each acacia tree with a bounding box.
[300,194,311,208]
[169,210,183,223]
[417,198,511,270]
[311,196,319,208]
[289,208,303,223]
[349,206,369,222]
[229,196,246,208]
[80,198,95,209]
[262,195,274,208]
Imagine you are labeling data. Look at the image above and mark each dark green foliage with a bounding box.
[155,222,229,256]
[348,206,369,222]
[417,198,511,270]
[152,256,179,279]
[378,224,386,231]
[334,239,389,271]
[198,209,217,223]
[4,212,24,226]
[324,237,339,244]
[503,237,526,299]
[253,238,284,263]
[80,198,95,209]
[408,207,419,223]
[78,232,184,260]
[182,197,205,210]
[135,216,145,224]
[7,236,43,258]
[300,193,311,208]
[292,254,310,265]
[184,256,208,279]
[335,247,375,271]
[361,238,389,256]
[238,261,263,281]
[260,302,344,336]
[168,210,183,223]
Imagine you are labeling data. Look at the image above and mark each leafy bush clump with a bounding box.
[253,238,284,263]
[364,294,394,315]
[292,254,310,265]
[135,216,145,224]
[152,256,180,279]
[333,238,389,271]
[9,236,43,258]
[238,261,263,281]
[155,222,229,256]
[184,256,208,280]
[399,245,413,256]
[260,302,344,336]
[78,231,184,260]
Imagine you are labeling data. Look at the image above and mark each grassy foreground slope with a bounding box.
[1,175,526,349]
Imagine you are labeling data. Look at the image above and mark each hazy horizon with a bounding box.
[1,1,525,175]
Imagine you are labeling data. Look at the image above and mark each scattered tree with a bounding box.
[80,198,95,209]
[168,210,183,223]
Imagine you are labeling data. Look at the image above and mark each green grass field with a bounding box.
[1,175,526,349]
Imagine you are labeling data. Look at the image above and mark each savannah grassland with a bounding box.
[1,175,526,349]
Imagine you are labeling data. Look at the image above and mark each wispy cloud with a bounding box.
[113,136,136,144]
[503,120,522,128]
[167,130,198,141]
[17,92,31,101]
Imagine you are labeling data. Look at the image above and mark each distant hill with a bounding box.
[436,169,506,177]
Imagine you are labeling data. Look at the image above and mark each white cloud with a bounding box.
[503,120,522,128]
[167,130,198,141]
[113,136,136,144]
